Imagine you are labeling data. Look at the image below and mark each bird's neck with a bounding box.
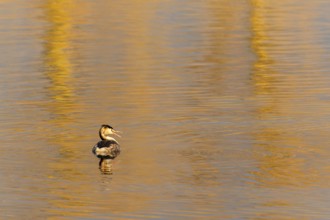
[103,136,118,143]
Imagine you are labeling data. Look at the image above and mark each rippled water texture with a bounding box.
[1,0,330,219]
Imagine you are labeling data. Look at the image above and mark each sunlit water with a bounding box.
[1,0,330,219]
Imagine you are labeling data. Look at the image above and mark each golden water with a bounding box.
[1,0,330,219]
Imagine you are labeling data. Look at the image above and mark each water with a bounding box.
[1,0,330,219]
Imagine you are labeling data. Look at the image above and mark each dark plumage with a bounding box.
[92,140,120,159]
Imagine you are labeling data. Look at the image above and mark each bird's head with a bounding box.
[99,124,122,140]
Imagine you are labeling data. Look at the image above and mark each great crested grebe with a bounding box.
[92,124,121,168]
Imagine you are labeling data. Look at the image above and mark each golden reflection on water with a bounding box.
[247,1,330,219]
[250,0,319,189]
[251,0,277,95]
[43,0,76,120]
[41,0,81,163]
[40,0,89,217]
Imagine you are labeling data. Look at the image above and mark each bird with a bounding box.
[92,124,121,168]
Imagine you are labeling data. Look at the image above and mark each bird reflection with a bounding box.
[92,124,121,174]
[99,159,114,174]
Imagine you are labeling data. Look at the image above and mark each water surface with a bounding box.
[1,0,330,219]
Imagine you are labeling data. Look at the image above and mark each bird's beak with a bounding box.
[111,129,122,138]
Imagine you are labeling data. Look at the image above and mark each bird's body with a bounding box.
[92,124,121,168]
[92,139,120,159]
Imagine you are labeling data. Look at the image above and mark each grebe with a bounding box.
[92,124,121,167]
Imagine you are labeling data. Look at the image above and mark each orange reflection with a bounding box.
[41,0,88,217]
[43,0,75,116]
[41,0,82,158]
[250,0,277,96]
[250,0,315,188]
